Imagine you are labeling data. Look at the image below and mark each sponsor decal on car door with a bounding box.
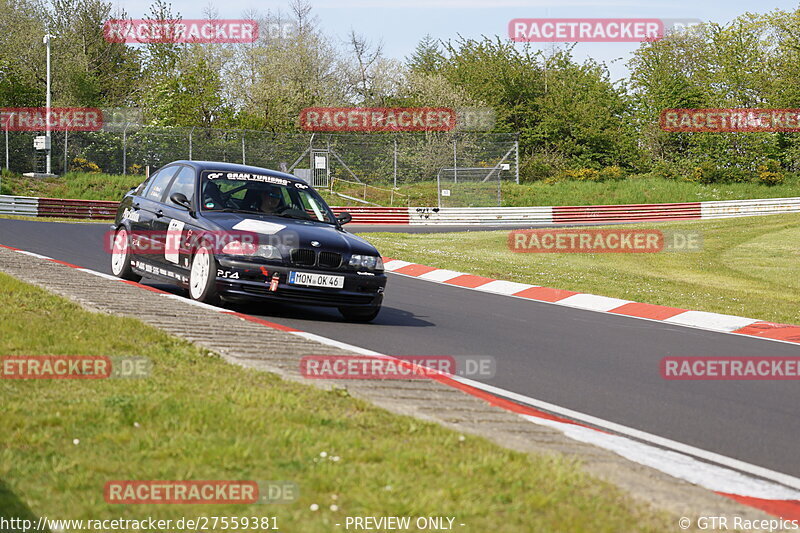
[165,219,185,264]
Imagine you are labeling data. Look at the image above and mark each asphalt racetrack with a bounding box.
[2,217,799,481]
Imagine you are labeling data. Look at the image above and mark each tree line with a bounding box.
[1,0,799,183]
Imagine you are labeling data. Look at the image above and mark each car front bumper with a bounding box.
[215,256,386,308]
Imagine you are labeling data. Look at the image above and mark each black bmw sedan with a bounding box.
[109,160,386,321]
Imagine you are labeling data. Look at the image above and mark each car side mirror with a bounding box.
[170,192,194,213]
[336,211,353,225]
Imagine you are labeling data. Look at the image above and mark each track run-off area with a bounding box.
[2,216,799,519]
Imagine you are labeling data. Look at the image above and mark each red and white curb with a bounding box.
[2,242,799,520]
[382,258,800,345]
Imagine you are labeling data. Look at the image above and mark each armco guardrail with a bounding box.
[37,197,120,220]
[700,197,800,219]
[338,206,410,224]
[0,196,411,223]
[410,198,800,225]
[410,206,553,225]
[552,202,701,224]
[0,195,38,216]
[2,195,800,225]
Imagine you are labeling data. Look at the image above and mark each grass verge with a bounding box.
[0,172,143,200]
[0,272,672,532]
[361,213,800,325]
[389,176,800,207]
[0,214,106,223]
[2,170,798,207]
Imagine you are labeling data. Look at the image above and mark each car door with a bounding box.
[135,165,181,271]
[151,165,200,281]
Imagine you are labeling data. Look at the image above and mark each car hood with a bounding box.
[201,212,380,256]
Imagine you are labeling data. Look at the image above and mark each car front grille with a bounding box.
[289,249,343,269]
[290,248,316,267]
[318,251,342,269]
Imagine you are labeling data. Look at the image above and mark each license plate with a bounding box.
[288,271,345,289]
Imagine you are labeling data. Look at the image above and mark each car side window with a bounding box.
[166,166,196,206]
[133,177,150,196]
[144,166,179,202]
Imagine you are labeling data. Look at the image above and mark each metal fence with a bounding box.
[2,127,518,196]
[5,194,799,224]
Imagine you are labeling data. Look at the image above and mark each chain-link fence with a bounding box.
[2,127,518,205]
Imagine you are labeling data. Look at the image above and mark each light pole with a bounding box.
[44,33,52,175]
[64,116,76,175]
[4,112,13,171]
[2,111,13,192]
[122,122,129,175]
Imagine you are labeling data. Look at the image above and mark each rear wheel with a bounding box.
[338,306,381,323]
[110,227,141,282]
[189,245,220,305]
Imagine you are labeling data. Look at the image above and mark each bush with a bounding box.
[128,164,143,175]
[688,162,718,184]
[554,166,625,182]
[650,161,675,180]
[687,162,750,184]
[561,168,601,182]
[519,153,561,182]
[599,166,625,181]
[70,157,101,174]
[757,160,785,186]
[1,169,14,193]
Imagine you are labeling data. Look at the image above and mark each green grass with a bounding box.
[390,176,800,207]
[362,213,800,325]
[0,172,143,201]
[3,170,798,207]
[0,215,105,223]
[0,272,672,532]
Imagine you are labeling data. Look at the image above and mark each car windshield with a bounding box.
[200,171,336,224]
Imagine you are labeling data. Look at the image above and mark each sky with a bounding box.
[107,0,800,82]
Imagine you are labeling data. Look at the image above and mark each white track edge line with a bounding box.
[448,374,800,492]
[76,268,119,281]
[387,270,800,347]
[290,331,382,356]
[7,246,800,496]
[15,250,51,259]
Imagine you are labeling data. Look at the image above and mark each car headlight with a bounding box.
[349,254,384,271]
[254,244,281,260]
[221,241,281,260]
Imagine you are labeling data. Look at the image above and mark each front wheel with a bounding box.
[189,245,220,305]
[110,227,141,282]
[338,306,381,323]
